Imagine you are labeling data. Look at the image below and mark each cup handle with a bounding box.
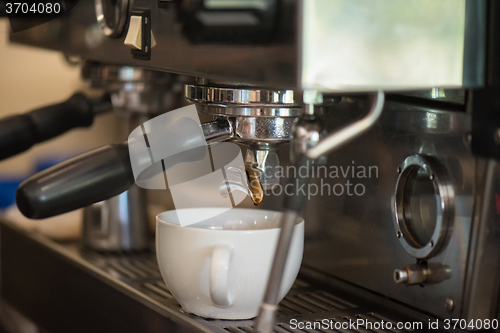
[210,244,233,307]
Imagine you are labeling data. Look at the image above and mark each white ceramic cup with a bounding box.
[156,208,304,320]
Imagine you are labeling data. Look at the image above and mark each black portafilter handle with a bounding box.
[16,143,134,219]
[0,92,112,161]
[16,116,211,219]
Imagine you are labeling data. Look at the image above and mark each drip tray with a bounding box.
[0,220,441,333]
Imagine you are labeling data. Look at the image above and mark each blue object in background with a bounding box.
[0,156,73,210]
[0,179,23,209]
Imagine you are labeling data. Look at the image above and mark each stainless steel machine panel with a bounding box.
[287,100,474,319]
[10,0,298,88]
[10,0,473,91]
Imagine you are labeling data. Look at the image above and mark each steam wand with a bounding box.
[254,90,385,333]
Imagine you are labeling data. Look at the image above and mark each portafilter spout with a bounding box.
[186,83,310,205]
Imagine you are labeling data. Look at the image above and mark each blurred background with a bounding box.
[0,17,119,210]
[0,17,123,332]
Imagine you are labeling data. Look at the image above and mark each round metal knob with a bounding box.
[393,269,409,284]
[95,0,130,38]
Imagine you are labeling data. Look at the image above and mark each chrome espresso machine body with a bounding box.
[3,0,500,332]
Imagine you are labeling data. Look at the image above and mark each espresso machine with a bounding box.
[1,0,500,332]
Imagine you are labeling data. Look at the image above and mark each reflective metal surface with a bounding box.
[393,263,452,286]
[256,92,385,331]
[187,84,302,117]
[306,91,384,159]
[195,105,300,117]
[255,209,299,332]
[393,154,455,258]
[290,116,326,164]
[462,159,500,321]
[83,62,175,85]
[244,149,280,190]
[230,116,296,146]
[185,85,299,106]
[82,185,151,252]
[201,118,233,143]
[95,0,130,38]
[83,62,182,115]
[402,89,466,104]
[200,115,297,146]
[187,83,301,148]
[202,116,291,201]
[257,99,475,320]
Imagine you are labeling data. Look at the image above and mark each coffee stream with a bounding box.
[245,166,263,206]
